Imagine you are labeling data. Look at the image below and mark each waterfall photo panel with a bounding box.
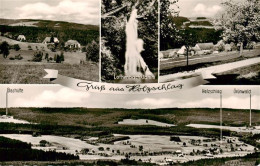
[101,0,159,84]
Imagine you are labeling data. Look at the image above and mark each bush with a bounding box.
[15,54,23,60]
[32,51,43,62]
[0,41,10,58]
[13,44,21,51]
[9,57,15,60]
[86,40,99,62]
[98,147,104,151]
[28,45,32,50]
[39,140,49,147]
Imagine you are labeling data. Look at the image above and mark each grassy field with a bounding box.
[0,62,99,84]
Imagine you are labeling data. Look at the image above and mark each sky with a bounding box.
[0,84,259,110]
[0,0,100,25]
[175,0,224,18]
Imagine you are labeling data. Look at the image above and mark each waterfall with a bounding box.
[124,8,154,78]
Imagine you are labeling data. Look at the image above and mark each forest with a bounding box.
[0,23,99,46]
[0,136,79,161]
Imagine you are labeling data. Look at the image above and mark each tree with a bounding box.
[56,55,60,63]
[50,36,54,43]
[178,30,197,67]
[214,0,260,56]
[160,0,179,50]
[54,54,57,61]
[32,51,43,62]
[45,53,49,60]
[0,41,10,58]
[60,52,65,62]
[86,40,99,62]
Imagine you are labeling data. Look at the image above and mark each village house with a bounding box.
[42,37,59,44]
[194,43,214,51]
[17,35,26,41]
[65,40,81,49]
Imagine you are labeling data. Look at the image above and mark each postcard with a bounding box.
[0,0,259,166]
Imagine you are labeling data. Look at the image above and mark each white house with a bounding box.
[65,40,81,49]
[177,46,186,55]
[42,37,59,44]
[17,35,26,41]
[194,43,214,51]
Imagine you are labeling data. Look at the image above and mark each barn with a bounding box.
[65,40,81,49]
[42,37,59,44]
[17,35,26,41]
[194,43,214,51]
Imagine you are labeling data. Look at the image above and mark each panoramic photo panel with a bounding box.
[101,0,159,84]
[0,0,100,84]
[0,84,259,165]
[159,0,260,84]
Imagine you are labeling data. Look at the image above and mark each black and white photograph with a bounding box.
[160,0,260,85]
[0,85,259,165]
[0,0,100,84]
[101,0,158,84]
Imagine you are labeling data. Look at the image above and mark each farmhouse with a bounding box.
[177,46,186,55]
[194,43,214,51]
[65,40,81,49]
[17,35,26,41]
[42,37,59,44]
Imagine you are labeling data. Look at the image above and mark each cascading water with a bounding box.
[124,7,154,78]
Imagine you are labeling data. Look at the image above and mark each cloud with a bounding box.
[193,3,222,17]
[179,95,260,110]
[13,88,90,107]
[127,98,176,108]
[126,95,260,110]
[15,0,100,25]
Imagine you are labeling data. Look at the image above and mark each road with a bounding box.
[160,56,260,83]
[160,49,260,70]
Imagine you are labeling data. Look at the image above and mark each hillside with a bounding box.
[0,18,98,31]
[162,16,221,50]
[171,16,213,29]
[0,19,99,46]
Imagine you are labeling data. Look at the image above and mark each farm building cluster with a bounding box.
[160,40,257,59]
[1,32,82,50]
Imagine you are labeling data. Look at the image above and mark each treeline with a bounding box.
[0,136,79,161]
[161,14,222,50]
[0,25,99,46]
[0,122,230,139]
[182,152,260,166]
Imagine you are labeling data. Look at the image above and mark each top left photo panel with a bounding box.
[0,0,100,84]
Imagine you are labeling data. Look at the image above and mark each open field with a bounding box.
[0,134,256,165]
[118,119,175,127]
[0,62,99,84]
